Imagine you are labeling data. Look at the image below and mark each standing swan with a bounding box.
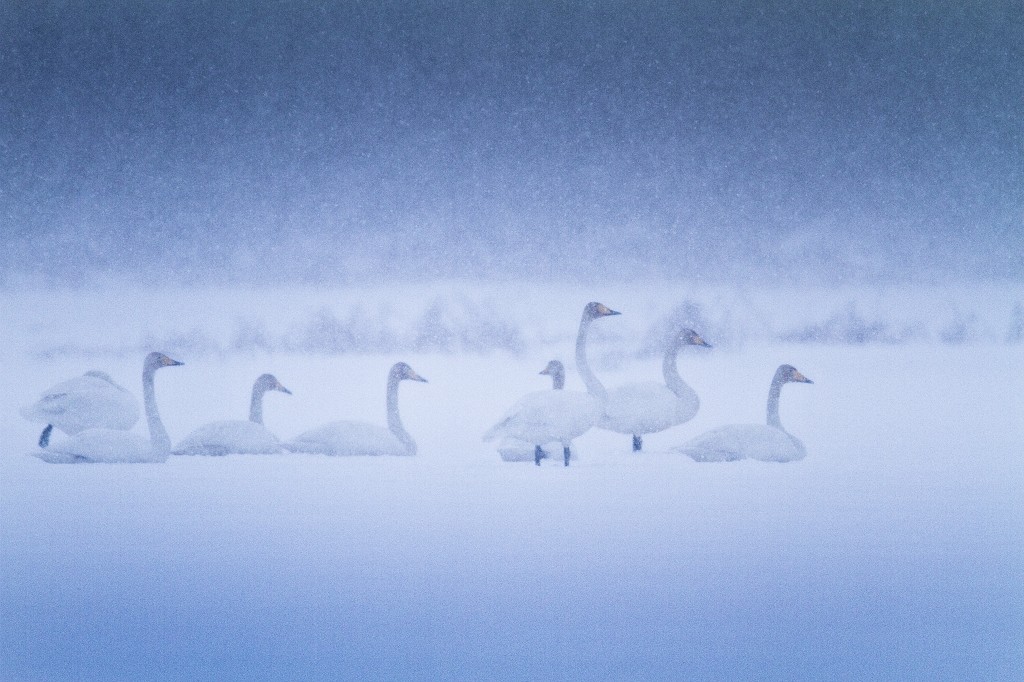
[22,370,140,447]
[674,364,813,462]
[38,352,184,463]
[496,360,574,462]
[284,362,427,456]
[173,374,292,456]
[601,328,712,452]
[485,303,618,466]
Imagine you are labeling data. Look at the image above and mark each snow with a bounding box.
[1,282,1022,679]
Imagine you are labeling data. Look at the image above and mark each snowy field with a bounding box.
[1,281,1022,680]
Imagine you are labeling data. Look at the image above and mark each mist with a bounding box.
[3,1,1022,285]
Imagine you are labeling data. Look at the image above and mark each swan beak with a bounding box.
[695,336,712,348]
[409,371,428,383]
[278,385,293,395]
[600,305,621,317]
[793,371,813,384]
[539,367,551,375]
[164,357,184,367]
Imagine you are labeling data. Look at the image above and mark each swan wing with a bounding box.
[285,421,408,456]
[484,390,600,444]
[22,374,140,433]
[174,420,281,456]
[675,424,805,462]
[602,381,696,434]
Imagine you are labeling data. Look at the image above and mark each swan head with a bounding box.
[393,362,428,383]
[144,352,184,371]
[585,302,621,319]
[255,373,292,395]
[676,328,712,348]
[539,360,565,377]
[778,364,813,384]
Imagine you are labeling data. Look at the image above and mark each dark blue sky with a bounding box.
[2,1,1021,283]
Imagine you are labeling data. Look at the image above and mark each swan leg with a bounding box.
[632,434,642,452]
[39,424,53,448]
[563,445,571,467]
[534,445,544,466]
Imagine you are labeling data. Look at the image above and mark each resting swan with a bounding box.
[173,374,292,456]
[600,328,711,452]
[674,364,813,462]
[485,302,618,466]
[38,352,183,463]
[284,362,426,456]
[496,360,577,462]
[22,370,140,447]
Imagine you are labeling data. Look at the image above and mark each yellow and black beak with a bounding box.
[793,370,813,384]
[163,355,184,367]
[408,370,428,383]
[277,383,293,395]
[597,304,621,317]
[695,335,712,348]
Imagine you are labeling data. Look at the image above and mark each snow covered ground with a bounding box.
[1,282,1022,680]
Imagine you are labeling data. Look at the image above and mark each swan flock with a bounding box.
[23,302,814,465]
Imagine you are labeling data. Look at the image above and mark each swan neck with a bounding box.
[249,385,265,424]
[767,376,785,429]
[662,341,691,397]
[386,372,414,453]
[575,314,606,399]
[143,365,171,455]
[552,372,565,390]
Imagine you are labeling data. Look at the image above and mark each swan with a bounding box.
[673,364,813,462]
[496,360,577,462]
[173,374,292,456]
[485,302,618,466]
[284,362,426,456]
[38,352,184,463]
[600,328,712,452]
[21,370,140,447]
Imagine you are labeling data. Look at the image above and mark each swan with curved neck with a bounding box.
[39,352,183,463]
[675,364,813,463]
[174,374,292,456]
[575,301,621,401]
[496,360,574,462]
[487,302,616,467]
[285,362,427,456]
[22,370,140,448]
[600,328,712,451]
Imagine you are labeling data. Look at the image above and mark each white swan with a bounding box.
[485,302,618,466]
[496,360,577,462]
[21,370,140,447]
[284,362,426,456]
[600,328,711,451]
[173,374,292,456]
[674,364,813,462]
[38,352,184,463]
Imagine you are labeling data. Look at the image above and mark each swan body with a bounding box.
[21,370,140,447]
[679,424,805,462]
[285,362,426,456]
[487,303,618,466]
[484,390,601,465]
[497,360,577,462]
[38,353,183,464]
[675,364,813,463]
[599,329,711,451]
[174,374,291,456]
